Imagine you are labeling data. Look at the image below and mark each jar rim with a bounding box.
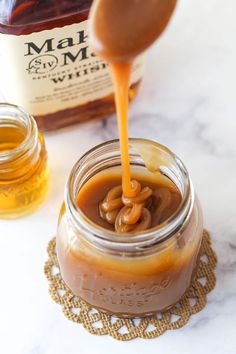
[0,103,38,162]
[65,138,194,250]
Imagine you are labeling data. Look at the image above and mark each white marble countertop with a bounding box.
[1,0,236,353]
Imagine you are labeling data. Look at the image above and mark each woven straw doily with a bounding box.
[44,230,217,341]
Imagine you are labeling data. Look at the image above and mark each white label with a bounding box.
[0,21,145,116]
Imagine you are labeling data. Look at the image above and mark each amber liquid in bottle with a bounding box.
[0,1,141,131]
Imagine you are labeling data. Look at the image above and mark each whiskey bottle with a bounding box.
[0,1,144,130]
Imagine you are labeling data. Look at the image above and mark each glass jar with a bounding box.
[0,103,48,218]
[0,0,144,131]
[56,139,203,317]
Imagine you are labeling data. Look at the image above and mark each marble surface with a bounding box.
[0,0,236,353]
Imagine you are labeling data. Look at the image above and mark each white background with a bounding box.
[0,0,236,353]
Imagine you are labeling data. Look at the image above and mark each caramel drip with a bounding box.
[99,181,176,233]
[152,188,173,225]
[90,0,178,233]
[110,62,134,197]
[99,180,153,233]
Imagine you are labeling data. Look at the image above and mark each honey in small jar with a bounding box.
[0,103,48,218]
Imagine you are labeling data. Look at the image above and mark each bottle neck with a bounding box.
[65,139,194,256]
[0,103,40,180]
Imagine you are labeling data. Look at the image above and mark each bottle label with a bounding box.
[0,21,145,116]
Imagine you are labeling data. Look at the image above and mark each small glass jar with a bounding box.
[56,139,203,317]
[0,103,48,218]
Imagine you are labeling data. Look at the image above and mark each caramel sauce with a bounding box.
[0,125,48,218]
[58,231,201,315]
[87,0,177,231]
[100,180,153,232]
[89,0,177,62]
[60,168,202,316]
[55,0,203,317]
[78,170,182,232]
[59,175,202,314]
